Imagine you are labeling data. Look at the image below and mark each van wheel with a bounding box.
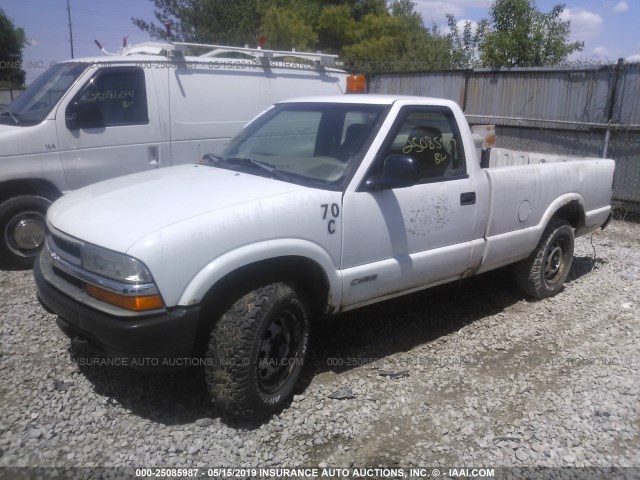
[0,196,51,270]
[205,283,310,420]
[515,218,574,299]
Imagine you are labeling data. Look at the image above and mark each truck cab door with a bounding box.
[56,66,163,190]
[340,105,485,307]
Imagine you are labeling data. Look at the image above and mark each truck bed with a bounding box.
[476,155,615,274]
[484,147,606,168]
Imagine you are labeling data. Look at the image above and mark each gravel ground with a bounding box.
[1,220,639,473]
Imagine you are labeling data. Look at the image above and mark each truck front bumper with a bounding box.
[34,252,203,370]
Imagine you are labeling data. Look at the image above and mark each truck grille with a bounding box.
[50,235,81,259]
[47,233,82,266]
[46,233,86,290]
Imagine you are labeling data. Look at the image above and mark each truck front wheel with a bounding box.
[0,195,51,270]
[515,218,574,299]
[205,283,310,420]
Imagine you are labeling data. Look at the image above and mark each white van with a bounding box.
[0,42,348,268]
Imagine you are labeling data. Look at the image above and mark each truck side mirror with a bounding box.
[364,155,419,191]
[66,103,105,130]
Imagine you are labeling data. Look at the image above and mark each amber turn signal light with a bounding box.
[86,284,164,311]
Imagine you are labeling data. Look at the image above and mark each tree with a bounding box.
[341,1,452,73]
[0,8,28,87]
[446,14,488,69]
[260,5,317,50]
[316,4,359,53]
[477,0,583,67]
[132,0,454,71]
[132,0,262,46]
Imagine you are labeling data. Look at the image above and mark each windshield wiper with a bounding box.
[0,110,19,124]
[219,156,292,182]
[200,153,224,164]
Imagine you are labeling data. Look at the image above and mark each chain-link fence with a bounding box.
[370,62,640,218]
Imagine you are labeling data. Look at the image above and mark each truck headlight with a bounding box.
[82,244,153,283]
[81,244,164,311]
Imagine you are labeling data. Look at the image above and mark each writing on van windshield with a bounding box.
[86,90,135,103]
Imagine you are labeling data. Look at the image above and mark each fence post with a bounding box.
[602,58,624,158]
[462,69,470,112]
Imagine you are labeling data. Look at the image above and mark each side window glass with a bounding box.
[69,67,148,128]
[384,108,466,181]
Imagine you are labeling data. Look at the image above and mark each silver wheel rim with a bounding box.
[5,211,47,258]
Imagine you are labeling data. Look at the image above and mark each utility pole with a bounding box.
[66,0,74,58]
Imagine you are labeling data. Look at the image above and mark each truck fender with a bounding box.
[477,193,586,275]
[177,239,342,309]
[519,193,585,256]
[539,193,586,232]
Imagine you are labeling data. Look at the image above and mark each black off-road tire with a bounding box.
[205,283,310,420]
[515,218,574,299]
[0,195,51,270]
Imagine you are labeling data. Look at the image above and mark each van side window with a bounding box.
[381,107,466,181]
[69,67,148,128]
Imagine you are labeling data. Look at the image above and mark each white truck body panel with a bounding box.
[477,159,615,273]
[47,165,344,307]
[487,147,606,167]
[41,95,614,314]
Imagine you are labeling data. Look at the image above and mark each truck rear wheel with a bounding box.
[0,195,51,270]
[205,283,310,420]
[515,218,574,299]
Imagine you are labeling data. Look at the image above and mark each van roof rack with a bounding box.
[117,41,338,68]
[173,42,338,68]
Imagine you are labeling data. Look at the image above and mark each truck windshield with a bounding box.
[0,62,88,126]
[215,103,386,190]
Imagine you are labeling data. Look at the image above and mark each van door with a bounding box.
[56,66,162,189]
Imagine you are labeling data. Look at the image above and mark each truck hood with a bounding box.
[48,164,305,252]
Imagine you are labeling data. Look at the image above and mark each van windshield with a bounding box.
[214,103,386,190]
[0,62,88,126]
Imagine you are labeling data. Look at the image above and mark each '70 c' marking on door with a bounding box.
[321,203,340,234]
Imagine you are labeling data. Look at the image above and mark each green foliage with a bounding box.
[446,14,488,69]
[132,0,262,45]
[132,0,587,72]
[342,10,452,73]
[0,8,28,87]
[316,5,359,53]
[260,6,317,50]
[133,0,455,72]
[478,0,583,67]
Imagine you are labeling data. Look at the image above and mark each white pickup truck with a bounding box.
[35,95,614,420]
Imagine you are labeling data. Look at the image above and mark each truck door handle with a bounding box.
[460,192,476,205]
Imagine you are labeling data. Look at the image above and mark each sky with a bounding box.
[1,0,638,85]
